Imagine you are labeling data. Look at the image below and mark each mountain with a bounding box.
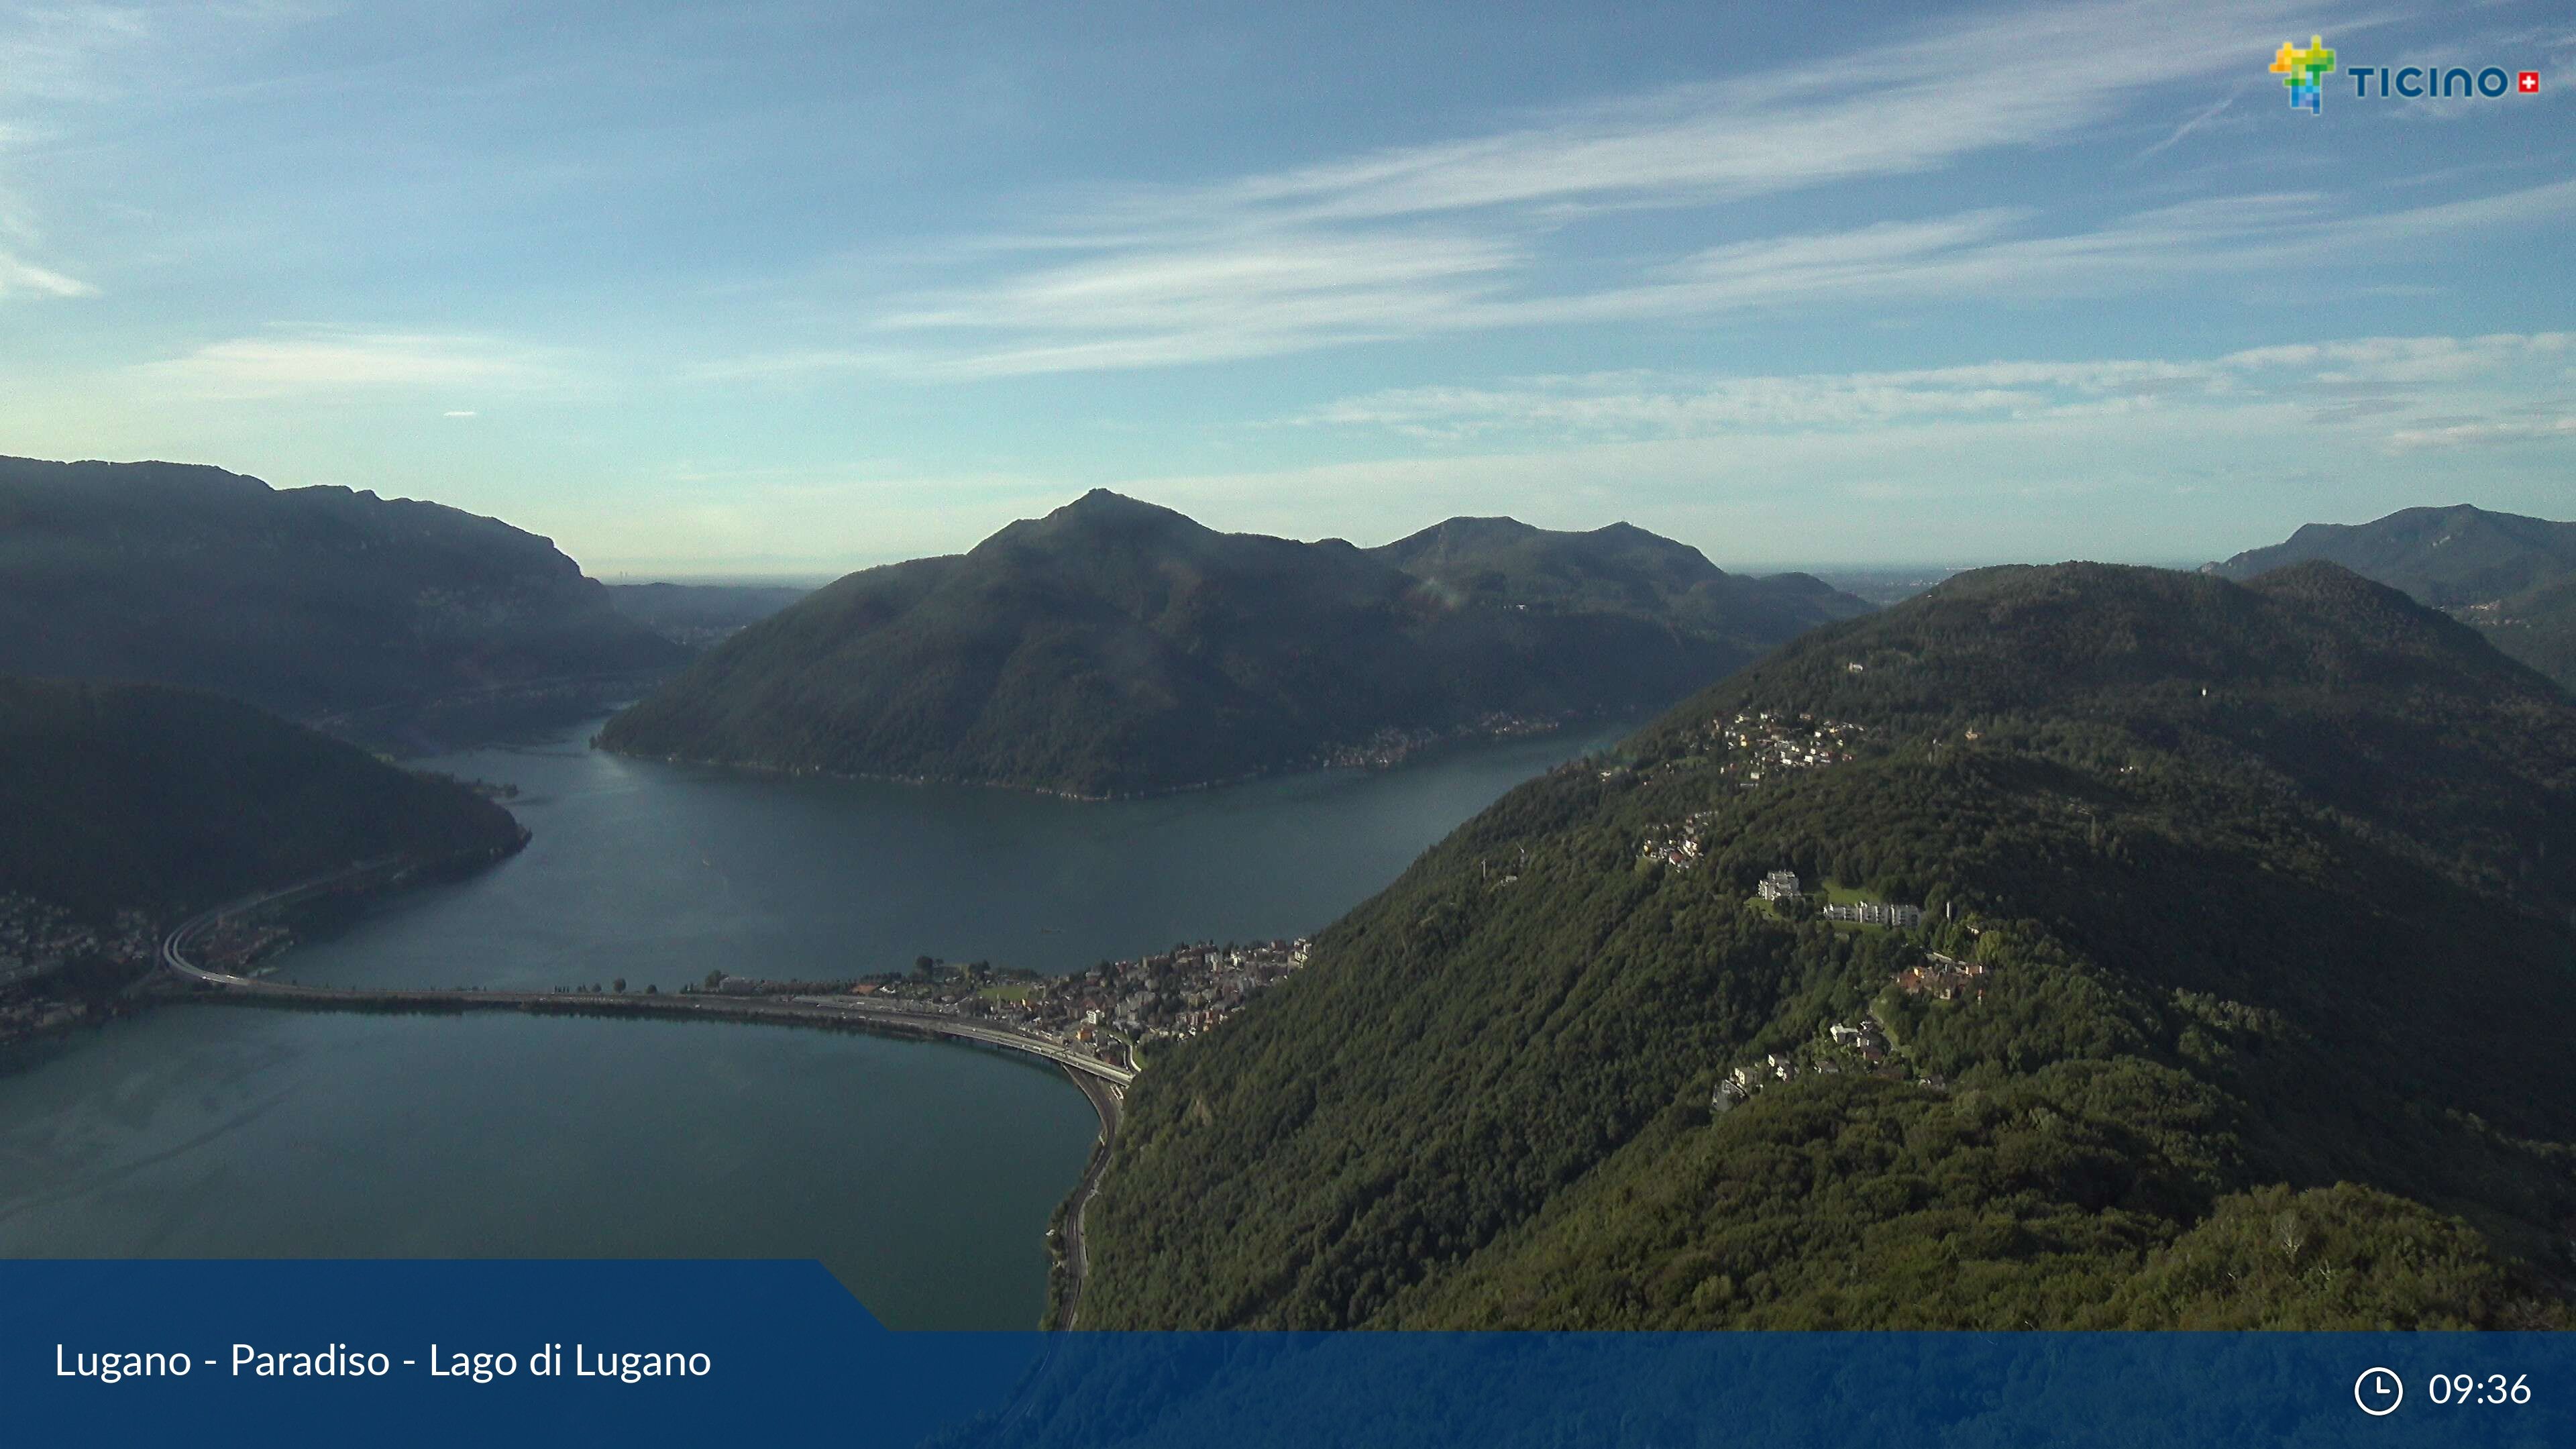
[604,582,813,649]
[2463,573,2576,692]
[0,677,525,922]
[2208,504,2576,690]
[1075,561,2576,1330]
[598,492,1870,797]
[0,456,685,734]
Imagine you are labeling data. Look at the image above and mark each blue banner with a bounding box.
[4,1261,2565,1447]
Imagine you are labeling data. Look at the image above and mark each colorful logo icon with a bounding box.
[2520,70,2542,94]
[2271,34,2337,113]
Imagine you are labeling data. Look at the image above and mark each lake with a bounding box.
[0,720,1618,1327]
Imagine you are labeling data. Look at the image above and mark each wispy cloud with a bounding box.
[0,3,154,109]
[700,0,2567,380]
[756,172,2576,380]
[2388,415,2576,449]
[2135,95,2239,159]
[1078,0,2308,229]
[1285,332,2576,447]
[0,1,331,303]
[134,329,566,400]
[0,249,93,299]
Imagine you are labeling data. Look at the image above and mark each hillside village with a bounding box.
[1634,712,1870,869]
[1707,710,1868,784]
[1711,952,1990,1115]
[1709,869,1991,1115]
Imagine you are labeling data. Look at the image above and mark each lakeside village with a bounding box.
[1318,710,1567,771]
[0,893,164,1044]
[680,938,1313,1073]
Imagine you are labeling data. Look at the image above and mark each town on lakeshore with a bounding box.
[2,845,1311,1083]
[0,894,160,1043]
[1316,711,1569,771]
[684,937,1313,1073]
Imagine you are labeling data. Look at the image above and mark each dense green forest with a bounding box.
[0,455,682,729]
[0,677,525,920]
[1077,561,2576,1330]
[600,492,1867,796]
[2210,503,2576,692]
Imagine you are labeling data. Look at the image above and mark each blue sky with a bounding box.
[1,0,2569,576]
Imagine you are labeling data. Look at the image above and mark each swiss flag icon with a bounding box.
[2520,70,2541,93]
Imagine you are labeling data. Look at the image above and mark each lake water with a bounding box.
[0,720,1617,1327]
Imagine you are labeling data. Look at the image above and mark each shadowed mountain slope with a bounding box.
[600,492,1868,796]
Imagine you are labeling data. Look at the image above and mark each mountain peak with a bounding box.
[1034,489,1206,535]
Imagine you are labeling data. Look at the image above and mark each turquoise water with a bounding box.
[0,720,1618,1326]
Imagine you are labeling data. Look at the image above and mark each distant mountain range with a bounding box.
[604,582,812,649]
[0,455,684,737]
[2208,504,2576,691]
[1075,561,2576,1330]
[598,491,1872,797]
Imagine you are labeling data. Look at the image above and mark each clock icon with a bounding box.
[2355,1366,2405,1416]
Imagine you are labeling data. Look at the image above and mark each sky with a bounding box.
[0,0,2569,578]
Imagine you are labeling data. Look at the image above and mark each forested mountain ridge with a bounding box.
[1372,515,1863,648]
[2208,504,2576,692]
[1077,561,2576,1330]
[0,455,684,725]
[598,492,1868,797]
[0,677,525,921]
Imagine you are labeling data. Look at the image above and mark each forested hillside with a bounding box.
[0,455,682,727]
[2210,504,2576,692]
[1078,561,2576,1330]
[0,678,525,920]
[600,492,1866,796]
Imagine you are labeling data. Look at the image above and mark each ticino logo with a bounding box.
[2269,34,2541,114]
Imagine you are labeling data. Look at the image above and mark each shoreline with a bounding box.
[162,978,1132,1329]
[593,710,1623,804]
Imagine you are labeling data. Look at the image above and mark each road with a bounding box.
[158,858,407,988]
[158,862,1139,1334]
[160,874,1138,1090]
[1053,1071,1123,1329]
